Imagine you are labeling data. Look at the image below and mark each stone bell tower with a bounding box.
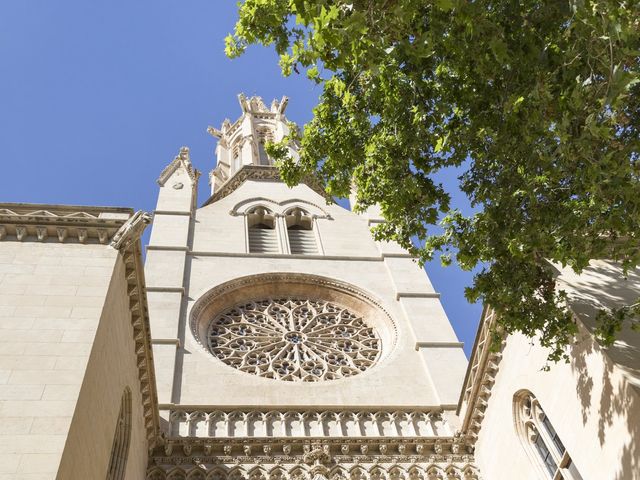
[144,95,477,479]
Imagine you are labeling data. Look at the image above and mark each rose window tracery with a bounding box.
[206,298,381,381]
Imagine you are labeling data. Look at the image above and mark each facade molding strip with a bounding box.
[152,339,181,347]
[189,251,384,262]
[147,245,190,252]
[415,342,465,349]
[154,210,192,216]
[396,292,441,300]
[146,286,186,294]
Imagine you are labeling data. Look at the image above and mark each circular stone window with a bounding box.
[190,274,397,383]
[207,298,380,381]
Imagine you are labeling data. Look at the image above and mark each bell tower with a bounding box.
[144,95,478,480]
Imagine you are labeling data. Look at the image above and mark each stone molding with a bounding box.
[229,197,332,219]
[119,220,161,445]
[158,146,201,187]
[456,308,503,442]
[164,407,452,439]
[189,273,399,365]
[203,166,326,206]
[0,203,132,244]
[189,251,384,262]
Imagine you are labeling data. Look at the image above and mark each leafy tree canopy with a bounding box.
[226,0,640,361]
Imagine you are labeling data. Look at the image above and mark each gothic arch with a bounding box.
[207,467,229,480]
[513,389,582,480]
[105,388,132,480]
[187,469,207,480]
[166,468,188,480]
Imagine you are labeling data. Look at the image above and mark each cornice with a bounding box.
[0,203,132,244]
[108,211,161,446]
[456,307,504,442]
[203,166,327,207]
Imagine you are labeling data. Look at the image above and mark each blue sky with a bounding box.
[0,1,482,355]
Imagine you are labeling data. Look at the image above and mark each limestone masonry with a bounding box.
[0,95,638,479]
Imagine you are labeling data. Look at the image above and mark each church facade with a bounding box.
[0,96,637,480]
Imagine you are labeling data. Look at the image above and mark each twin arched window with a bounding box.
[246,206,319,255]
[514,391,583,480]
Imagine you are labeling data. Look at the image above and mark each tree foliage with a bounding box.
[226,0,640,361]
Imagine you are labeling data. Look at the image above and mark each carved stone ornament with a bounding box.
[207,298,380,382]
[110,210,152,250]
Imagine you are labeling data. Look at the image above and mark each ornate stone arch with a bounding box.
[187,469,208,480]
[105,388,132,480]
[189,273,398,383]
[167,468,188,480]
[513,389,581,480]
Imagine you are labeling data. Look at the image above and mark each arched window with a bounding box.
[106,388,132,480]
[514,390,583,480]
[285,207,318,255]
[247,207,279,253]
[256,128,273,166]
[232,143,241,173]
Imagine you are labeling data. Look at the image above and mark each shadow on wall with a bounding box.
[564,261,640,480]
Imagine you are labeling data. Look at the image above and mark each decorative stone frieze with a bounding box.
[164,408,451,439]
[145,445,480,480]
[0,203,132,244]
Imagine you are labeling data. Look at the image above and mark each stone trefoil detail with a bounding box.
[207,298,381,382]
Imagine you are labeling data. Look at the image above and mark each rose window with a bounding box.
[206,298,381,381]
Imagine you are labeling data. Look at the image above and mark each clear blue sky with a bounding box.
[0,1,482,356]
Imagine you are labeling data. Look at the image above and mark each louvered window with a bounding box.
[287,226,318,254]
[248,224,279,253]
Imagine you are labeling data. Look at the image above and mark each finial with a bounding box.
[178,146,190,161]
[238,93,249,112]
